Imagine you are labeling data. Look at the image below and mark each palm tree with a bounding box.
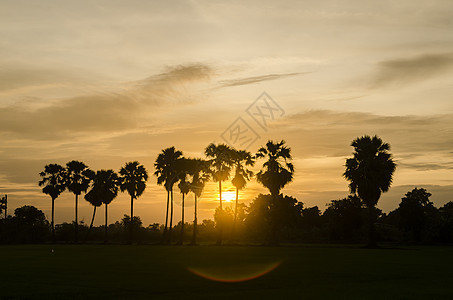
[176,158,191,245]
[255,140,294,245]
[205,143,233,245]
[256,140,294,197]
[154,147,183,244]
[230,149,255,238]
[39,164,66,243]
[85,170,119,243]
[119,161,148,244]
[344,135,396,247]
[187,158,210,245]
[84,176,102,240]
[65,160,92,243]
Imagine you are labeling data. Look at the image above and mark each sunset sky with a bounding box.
[1,0,452,226]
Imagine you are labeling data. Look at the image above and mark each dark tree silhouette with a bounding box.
[187,158,210,245]
[324,195,364,241]
[246,193,302,244]
[39,164,66,243]
[230,149,254,239]
[84,170,119,243]
[256,140,294,197]
[154,147,183,244]
[205,143,233,245]
[255,140,294,245]
[344,135,396,247]
[119,161,148,243]
[65,160,92,243]
[398,188,433,242]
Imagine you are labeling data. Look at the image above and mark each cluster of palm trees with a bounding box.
[39,161,148,243]
[38,140,296,245]
[38,135,396,247]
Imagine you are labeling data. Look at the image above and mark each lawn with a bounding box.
[1,244,453,299]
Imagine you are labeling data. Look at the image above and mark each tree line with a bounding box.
[1,135,452,246]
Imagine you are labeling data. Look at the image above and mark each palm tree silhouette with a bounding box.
[176,158,191,245]
[84,172,102,240]
[256,140,294,197]
[256,140,294,245]
[231,149,255,239]
[39,164,66,243]
[119,161,148,244]
[187,158,210,245]
[205,143,233,245]
[85,170,119,243]
[344,135,396,247]
[154,147,183,244]
[65,161,92,243]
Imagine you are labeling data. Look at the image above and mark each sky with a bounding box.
[1,0,452,226]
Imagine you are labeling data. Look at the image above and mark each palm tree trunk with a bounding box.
[191,194,198,245]
[161,190,170,244]
[86,206,97,241]
[75,194,78,243]
[178,193,185,245]
[232,187,239,241]
[367,205,377,247]
[130,195,134,244]
[217,181,223,245]
[168,189,174,244]
[104,203,108,243]
[51,197,55,243]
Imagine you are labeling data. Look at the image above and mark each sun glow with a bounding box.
[222,191,236,203]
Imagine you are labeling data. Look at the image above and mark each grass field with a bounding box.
[1,244,453,299]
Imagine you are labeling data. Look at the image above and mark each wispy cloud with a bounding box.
[0,64,213,139]
[370,52,453,88]
[219,72,308,87]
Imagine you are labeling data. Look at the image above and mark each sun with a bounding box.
[222,191,236,203]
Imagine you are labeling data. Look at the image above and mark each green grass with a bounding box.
[1,244,453,299]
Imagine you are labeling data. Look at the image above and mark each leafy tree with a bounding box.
[230,149,255,238]
[154,147,183,244]
[398,188,433,242]
[323,195,364,241]
[85,170,119,243]
[344,135,396,247]
[119,161,148,243]
[205,143,233,245]
[246,193,302,244]
[65,160,92,243]
[13,205,50,243]
[39,163,66,243]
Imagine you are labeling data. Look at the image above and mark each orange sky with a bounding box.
[1,0,453,226]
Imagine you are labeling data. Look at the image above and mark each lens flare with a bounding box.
[187,261,281,283]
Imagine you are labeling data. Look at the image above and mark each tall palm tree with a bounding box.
[187,158,210,245]
[39,164,66,243]
[65,160,92,243]
[154,147,183,244]
[85,170,119,243]
[176,158,191,245]
[119,161,148,244]
[344,135,396,247]
[230,149,255,237]
[205,143,233,245]
[255,140,294,245]
[256,140,294,197]
[84,172,101,240]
